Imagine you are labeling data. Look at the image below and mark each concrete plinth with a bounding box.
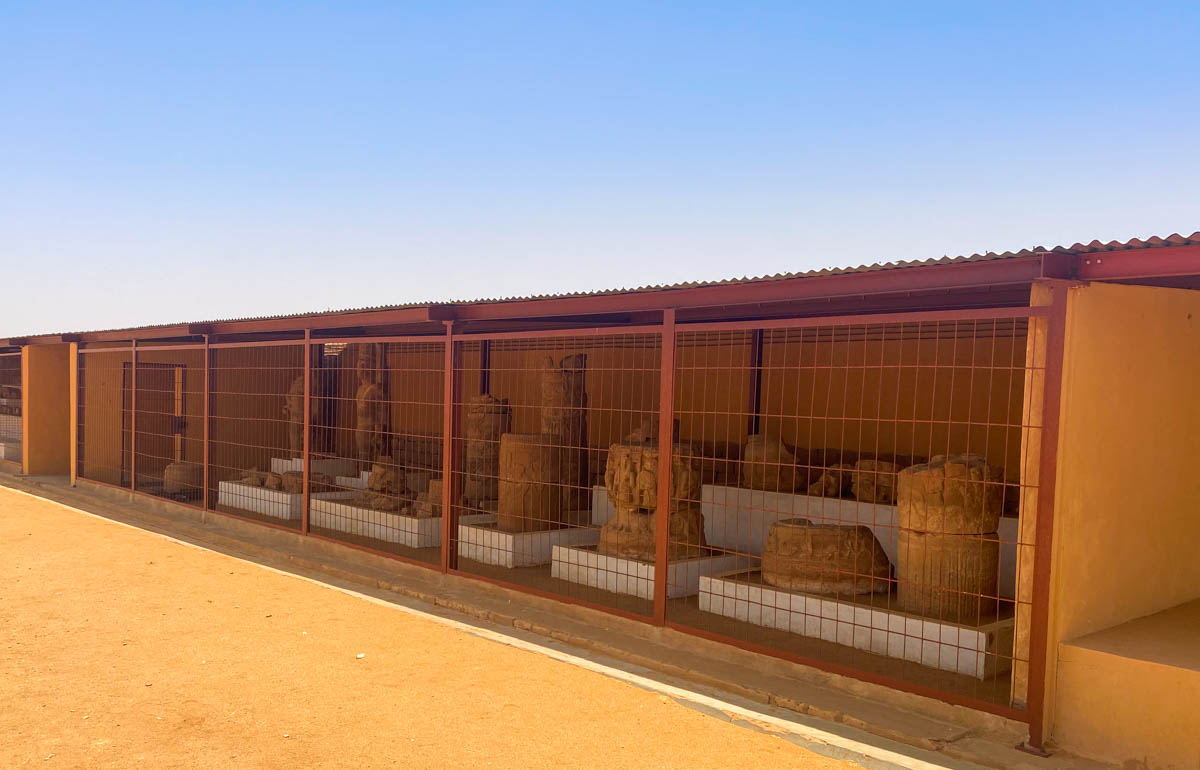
[311,499,491,548]
[270,456,358,478]
[459,518,596,568]
[698,570,1013,679]
[216,481,353,521]
[551,545,752,600]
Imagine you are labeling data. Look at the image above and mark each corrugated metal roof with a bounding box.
[12,231,1200,339]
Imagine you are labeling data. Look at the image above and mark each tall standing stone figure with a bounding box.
[354,344,389,463]
[463,393,512,508]
[539,353,589,512]
[283,374,306,458]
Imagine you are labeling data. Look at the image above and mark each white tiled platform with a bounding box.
[591,484,1018,599]
[216,481,353,521]
[311,499,492,548]
[270,456,358,478]
[698,570,1014,679]
[459,518,598,568]
[551,545,754,600]
[334,471,371,490]
[0,441,20,461]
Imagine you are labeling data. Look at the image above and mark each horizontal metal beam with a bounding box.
[1076,244,1200,281]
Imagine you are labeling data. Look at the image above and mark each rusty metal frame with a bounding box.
[441,321,459,572]
[1022,282,1070,749]
[202,335,210,510]
[653,308,677,624]
[301,329,312,535]
[129,340,137,491]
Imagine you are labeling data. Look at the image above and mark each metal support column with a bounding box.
[301,330,312,534]
[652,308,677,624]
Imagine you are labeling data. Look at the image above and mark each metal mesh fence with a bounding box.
[0,351,20,465]
[132,346,206,502]
[450,331,662,618]
[77,346,134,487]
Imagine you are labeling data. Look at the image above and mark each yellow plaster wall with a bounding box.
[22,343,71,476]
[1046,281,1200,759]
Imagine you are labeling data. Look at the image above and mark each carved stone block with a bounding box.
[463,394,511,506]
[496,433,566,532]
[851,459,899,504]
[740,434,799,492]
[897,454,1004,534]
[806,463,853,498]
[761,518,892,594]
[540,354,588,511]
[598,442,706,561]
[162,462,202,495]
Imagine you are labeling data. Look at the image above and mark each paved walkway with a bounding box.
[0,486,856,768]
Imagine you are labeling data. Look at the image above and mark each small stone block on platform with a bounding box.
[697,570,1014,679]
[458,518,598,568]
[0,441,20,461]
[216,481,353,521]
[551,545,752,600]
[270,456,358,478]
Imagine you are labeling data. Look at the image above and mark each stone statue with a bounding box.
[162,462,202,496]
[741,434,800,492]
[540,354,588,511]
[895,454,1003,622]
[354,344,389,463]
[463,394,511,508]
[761,518,891,594]
[496,433,566,532]
[598,442,707,562]
[283,375,306,457]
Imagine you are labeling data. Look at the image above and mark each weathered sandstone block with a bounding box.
[806,463,853,498]
[598,442,706,561]
[163,462,202,495]
[740,434,800,492]
[496,433,566,532]
[851,459,899,504]
[761,518,892,594]
[896,529,999,623]
[463,394,511,506]
[897,453,1003,534]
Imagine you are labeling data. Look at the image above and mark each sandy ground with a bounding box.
[0,487,857,769]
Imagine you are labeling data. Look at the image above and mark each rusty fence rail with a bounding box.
[67,303,1062,729]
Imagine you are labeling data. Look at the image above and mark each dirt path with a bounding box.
[0,487,856,769]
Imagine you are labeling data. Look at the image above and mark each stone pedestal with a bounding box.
[552,545,750,599]
[740,435,799,493]
[760,518,892,595]
[496,433,566,532]
[897,453,1004,533]
[598,442,706,561]
[463,394,511,507]
[459,518,597,568]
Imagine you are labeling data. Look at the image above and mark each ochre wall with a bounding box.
[22,344,71,476]
[80,349,130,485]
[1045,281,1200,762]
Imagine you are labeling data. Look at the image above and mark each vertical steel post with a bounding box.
[130,339,137,491]
[202,334,211,511]
[302,331,312,535]
[1023,283,1069,751]
[68,342,79,486]
[746,328,764,437]
[479,339,491,395]
[440,321,460,572]
[653,308,678,624]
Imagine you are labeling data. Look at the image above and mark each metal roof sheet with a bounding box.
[10,231,1200,340]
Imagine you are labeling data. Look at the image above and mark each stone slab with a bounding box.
[552,545,754,600]
[270,456,358,478]
[216,481,353,521]
[459,518,597,568]
[698,570,1014,679]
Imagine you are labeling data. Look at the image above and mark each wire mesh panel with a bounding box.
[306,339,446,565]
[666,315,1042,713]
[0,351,21,466]
[133,346,206,503]
[77,346,134,487]
[451,331,661,618]
[209,344,306,529]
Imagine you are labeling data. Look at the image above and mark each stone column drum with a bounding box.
[463,394,511,508]
[496,433,566,532]
[761,518,892,594]
[598,442,707,562]
[896,453,1004,622]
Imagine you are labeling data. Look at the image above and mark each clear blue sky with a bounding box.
[2,1,1197,336]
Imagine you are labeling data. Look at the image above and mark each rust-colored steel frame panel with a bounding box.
[130,340,137,492]
[441,322,460,572]
[679,304,1047,334]
[455,323,666,341]
[653,309,677,623]
[1022,282,1069,750]
[301,330,312,535]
